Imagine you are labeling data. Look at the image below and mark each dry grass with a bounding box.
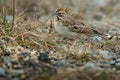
[0,0,120,80]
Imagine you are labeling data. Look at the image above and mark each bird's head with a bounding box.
[54,8,66,20]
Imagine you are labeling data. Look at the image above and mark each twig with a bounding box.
[1,0,7,26]
[12,0,16,27]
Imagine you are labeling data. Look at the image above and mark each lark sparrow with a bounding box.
[53,8,107,39]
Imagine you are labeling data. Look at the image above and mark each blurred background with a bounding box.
[0,0,120,22]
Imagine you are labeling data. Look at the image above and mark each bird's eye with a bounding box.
[58,12,62,15]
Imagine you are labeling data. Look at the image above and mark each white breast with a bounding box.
[53,19,78,38]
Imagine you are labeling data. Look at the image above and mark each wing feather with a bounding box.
[69,22,103,35]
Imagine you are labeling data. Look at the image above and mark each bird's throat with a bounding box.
[57,16,61,20]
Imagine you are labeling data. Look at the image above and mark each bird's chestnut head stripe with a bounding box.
[55,8,65,13]
[54,8,66,20]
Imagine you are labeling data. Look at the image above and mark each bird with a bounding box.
[53,8,108,39]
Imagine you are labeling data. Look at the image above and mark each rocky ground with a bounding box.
[0,0,120,80]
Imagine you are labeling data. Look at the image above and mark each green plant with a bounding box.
[0,0,16,36]
[1,0,7,27]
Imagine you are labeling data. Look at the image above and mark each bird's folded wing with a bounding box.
[69,23,103,35]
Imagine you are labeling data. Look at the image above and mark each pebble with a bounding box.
[109,61,116,65]
[0,39,6,45]
[9,69,24,75]
[6,15,13,23]
[2,56,12,67]
[12,62,23,69]
[12,78,20,80]
[56,60,70,67]
[0,67,6,76]
[66,67,77,72]
[94,0,108,7]
[92,36,103,41]
[82,62,96,69]
[81,62,101,71]
[18,52,30,61]
[38,52,49,61]
[97,50,113,59]
[115,62,120,67]
[109,58,120,67]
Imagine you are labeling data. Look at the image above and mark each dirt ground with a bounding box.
[0,0,120,80]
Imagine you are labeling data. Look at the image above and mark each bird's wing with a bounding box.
[61,15,103,35]
[61,16,75,26]
[69,21,103,35]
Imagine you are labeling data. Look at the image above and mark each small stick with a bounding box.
[12,0,16,27]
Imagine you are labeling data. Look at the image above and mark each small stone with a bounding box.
[2,56,12,67]
[109,61,116,65]
[0,67,6,76]
[9,69,24,75]
[105,33,112,39]
[38,52,49,61]
[97,50,113,59]
[92,36,103,41]
[18,52,30,61]
[0,39,6,45]
[66,67,77,72]
[109,59,120,67]
[115,59,120,62]
[81,62,101,71]
[12,78,20,80]
[93,13,103,21]
[57,60,70,67]
[50,59,57,65]
[0,77,7,80]
[94,0,107,7]
[115,62,120,67]
[6,15,13,23]
[83,62,96,69]
[12,63,23,69]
